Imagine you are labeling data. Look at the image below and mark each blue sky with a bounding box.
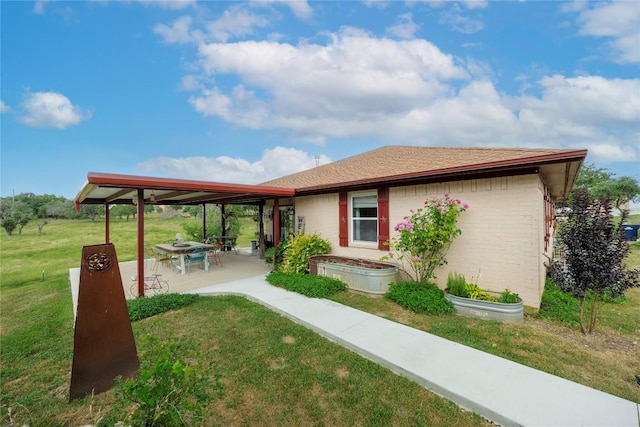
[1,0,639,201]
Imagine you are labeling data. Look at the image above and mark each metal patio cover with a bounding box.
[74,172,295,208]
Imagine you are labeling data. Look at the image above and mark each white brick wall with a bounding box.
[292,174,548,307]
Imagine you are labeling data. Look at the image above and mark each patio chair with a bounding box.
[146,244,177,273]
[207,242,223,267]
[185,248,207,275]
[226,236,239,255]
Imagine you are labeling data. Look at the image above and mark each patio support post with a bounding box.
[258,202,265,259]
[136,188,145,297]
[104,202,110,243]
[201,203,207,242]
[221,204,226,243]
[273,198,280,249]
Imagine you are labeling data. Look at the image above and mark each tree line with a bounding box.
[0,193,159,236]
[0,192,261,237]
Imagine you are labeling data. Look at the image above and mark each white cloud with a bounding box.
[438,9,484,34]
[573,1,640,63]
[0,101,11,113]
[33,0,51,14]
[189,28,466,141]
[386,13,419,40]
[363,0,391,10]
[19,91,91,129]
[580,142,638,163]
[460,0,488,10]
[154,16,199,44]
[137,146,331,183]
[154,5,270,44]
[179,23,638,167]
[135,0,196,10]
[251,0,314,20]
[206,5,270,42]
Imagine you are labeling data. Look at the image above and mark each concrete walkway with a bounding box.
[188,274,640,427]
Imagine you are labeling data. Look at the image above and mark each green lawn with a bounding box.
[0,216,487,425]
[1,215,639,425]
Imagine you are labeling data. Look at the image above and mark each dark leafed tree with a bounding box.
[552,188,639,334]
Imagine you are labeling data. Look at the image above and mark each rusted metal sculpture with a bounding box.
[69,243,139,401]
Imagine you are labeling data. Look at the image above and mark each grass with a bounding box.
[1,216,488,425]
[2,214,639,424]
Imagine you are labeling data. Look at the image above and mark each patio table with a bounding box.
[155,241,214,275]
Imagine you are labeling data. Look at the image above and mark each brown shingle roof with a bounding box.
[261,146,587,195]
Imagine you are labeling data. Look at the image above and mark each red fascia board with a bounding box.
[75,172,295,207]
[86,172,295,195]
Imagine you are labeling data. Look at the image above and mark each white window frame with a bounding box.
[350,190,378,246]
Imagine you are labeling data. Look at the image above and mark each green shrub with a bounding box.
[537,279,580,325]
[446,272,467,297]
[264,238,289,271]
[266,271,347,298]
[105,336,221,426]
[463,283,496,302]
[280,233,331,274]
[497,289,520,304]
[447,273,520,303]
[385,281,454,315]
[127,293,199,321]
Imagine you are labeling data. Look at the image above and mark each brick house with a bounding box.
[262,146,587,308]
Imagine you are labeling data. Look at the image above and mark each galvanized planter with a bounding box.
[445,292,524,323]
[310,255,399,295]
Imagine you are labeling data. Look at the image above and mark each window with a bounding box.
[352,194,377,243]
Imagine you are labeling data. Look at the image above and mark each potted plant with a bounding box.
[444,272,523,323]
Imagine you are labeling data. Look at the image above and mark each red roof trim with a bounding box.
[75,172,295,206]
[85,172,295,195]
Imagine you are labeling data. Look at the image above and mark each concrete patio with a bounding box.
[69,247,271,316]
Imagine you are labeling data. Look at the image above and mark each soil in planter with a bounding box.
[310,255,393,270]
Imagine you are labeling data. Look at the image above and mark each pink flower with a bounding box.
[456,199,461,204]
[463,203,469,209]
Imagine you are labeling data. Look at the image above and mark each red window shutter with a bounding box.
[378,187,389,250]
[339,192,348,247]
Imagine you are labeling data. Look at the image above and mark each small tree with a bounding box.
[574,163,640,215]
[37,220,48,235]
[0,200,32,236]
[383,194,468,283]
[592,176,640,216]
[552,188,639,334]
[80,204,103,222]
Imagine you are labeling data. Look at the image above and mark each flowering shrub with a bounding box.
[382,194,468,283]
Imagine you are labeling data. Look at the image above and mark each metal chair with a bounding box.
[185,248,207,275]
[146,244,177,273]
[207,242,223,267]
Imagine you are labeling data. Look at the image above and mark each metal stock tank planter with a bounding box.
[309,255,399,294]
[444,292,524,323]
